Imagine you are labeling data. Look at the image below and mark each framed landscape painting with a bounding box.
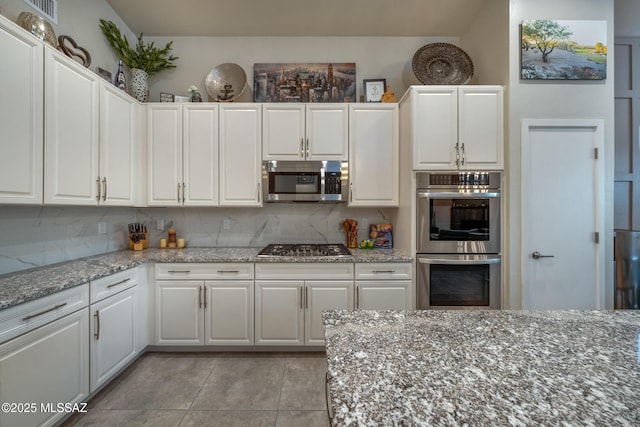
[253,63,356,102]
[521,20,607,80]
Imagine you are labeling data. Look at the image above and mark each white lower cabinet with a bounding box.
[89,268,140,392]
[255,263,354,346]
[0,308,89,427]
[154,263,254,346]
[355,263,413,310]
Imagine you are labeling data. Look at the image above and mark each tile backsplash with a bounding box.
[0,204,392,275]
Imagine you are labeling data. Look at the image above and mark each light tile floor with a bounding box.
[62,352,330,427]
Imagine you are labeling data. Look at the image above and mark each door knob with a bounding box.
[531,251,554,259]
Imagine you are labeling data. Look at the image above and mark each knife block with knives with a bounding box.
[128,223,148,251]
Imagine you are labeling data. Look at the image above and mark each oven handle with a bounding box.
[418,255,501,265]
[417,191,500,198]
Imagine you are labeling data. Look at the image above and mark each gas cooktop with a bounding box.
[257,243,352,258]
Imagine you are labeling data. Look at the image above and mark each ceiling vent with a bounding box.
[23,0,57,24]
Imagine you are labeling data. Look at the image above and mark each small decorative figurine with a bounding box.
[115,60,126,91]
[381,85,396,103]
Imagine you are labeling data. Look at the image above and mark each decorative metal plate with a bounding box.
[205,63,247,102]
[412,43,474,85]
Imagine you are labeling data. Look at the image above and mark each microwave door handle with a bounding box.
[418,256,501,265]
[417,191,501,199]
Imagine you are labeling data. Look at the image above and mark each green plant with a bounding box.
[99,19,178,76]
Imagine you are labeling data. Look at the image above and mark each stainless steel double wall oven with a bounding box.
[416,172,501,309]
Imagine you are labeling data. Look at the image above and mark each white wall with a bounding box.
[144,36,459,102]
[615,0,640,37]
[0,0,134,77]
[507,0,615,308]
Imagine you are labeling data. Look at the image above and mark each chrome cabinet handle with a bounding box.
[355,286,359,309]
[102,177,107,201]
[182,183,186,203]
[300,137,305,158]
[455,143,460,168]
[177,183,181,204]
[203,286,207,309]
[22,302,67,321]
[96,177,101,201]
[94,310,100,340]
[461,143,466,166]
[300,286,304,309]
[373,270,395,274]
[107,278,130,288]
[199,285,202,309]
[257,182,261,203]
[349,182,353,202]
[531,251,554,259]
[167,270,191,273]
[217,270,240,274]
[306,138,310,158]
[305,286,309,309]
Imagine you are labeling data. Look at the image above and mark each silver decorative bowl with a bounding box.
[205,63,247,102]
[17,11,57,48]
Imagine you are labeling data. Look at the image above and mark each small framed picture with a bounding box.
[363,79,386,102]
[160,92,175,103]
[174,95,190,103]
[96,67,112,82]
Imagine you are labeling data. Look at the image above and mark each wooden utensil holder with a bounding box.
[129,232,148,251]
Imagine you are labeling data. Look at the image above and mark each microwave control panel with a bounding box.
[325,172,342,194]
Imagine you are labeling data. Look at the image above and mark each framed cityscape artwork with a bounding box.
[521,20,607,80]
[253,63,356,102]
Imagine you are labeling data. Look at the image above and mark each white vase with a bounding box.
[130,68,149,102]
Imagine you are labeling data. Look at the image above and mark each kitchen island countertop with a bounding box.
[323,310,640,426]
[0,247,412,310]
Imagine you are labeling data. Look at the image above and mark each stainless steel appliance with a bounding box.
[416,172,501,309]
[257,243,352,258]
[263,161,347,202]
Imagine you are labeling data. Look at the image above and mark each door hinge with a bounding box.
[594,231,599,243]
[594,147,598,159]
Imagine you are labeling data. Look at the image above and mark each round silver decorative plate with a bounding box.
[412,43,474,85]
[205,63,247,102]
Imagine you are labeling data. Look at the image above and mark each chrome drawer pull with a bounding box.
[217,270,240,273]
[373,270,395,274]
[22,302,67,321]
[94,310,100,340]
[107,278,130,288]
[167,270,191,273]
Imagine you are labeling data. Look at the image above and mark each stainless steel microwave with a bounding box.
[262,161,348,202]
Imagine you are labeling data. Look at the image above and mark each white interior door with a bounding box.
[521,119,605,309]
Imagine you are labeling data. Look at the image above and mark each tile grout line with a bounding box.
[274,356,288,426]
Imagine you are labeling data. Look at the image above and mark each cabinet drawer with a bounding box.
[155,263,254,280]
[255,263,354,280]
[0,284,89,344]
[355,263,412,280]
[90,267,138,303]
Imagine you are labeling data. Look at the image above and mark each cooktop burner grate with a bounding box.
[257,243,352,258]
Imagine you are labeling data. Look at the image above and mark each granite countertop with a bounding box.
[0,247,411,311]
[323,310,640,426]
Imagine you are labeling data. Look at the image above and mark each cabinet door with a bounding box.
[305,281,353,346]
[90,287,136,392]
[147,104,182,206]
[155,281,203,345]
[99,83,136,205]
[263,104,305,160]
[0,308,89,427]
[349,104,399,206]
[306,104,348,160]
[255,281,304,345]
[219,104,262,206]
[356,281,411,310]
[183,104,219,205]
[0,17,43,204]
[205,280,254,345]
[458,86,504,170]
[412,86,457,170]
[44,47,100,205]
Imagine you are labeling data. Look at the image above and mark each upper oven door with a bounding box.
[417,190,501,253]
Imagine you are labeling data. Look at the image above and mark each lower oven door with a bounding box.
[417,254,501,309]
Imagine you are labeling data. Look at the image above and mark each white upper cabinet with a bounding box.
[348,104,399,206]
[99,83,137,206]
[44,46,141,205]
[148,103,220,206]
[44,46,100,205]
[405,85,503,170]
[219,104,262,206]
[0,16,43,205]
[262,103,347,161]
